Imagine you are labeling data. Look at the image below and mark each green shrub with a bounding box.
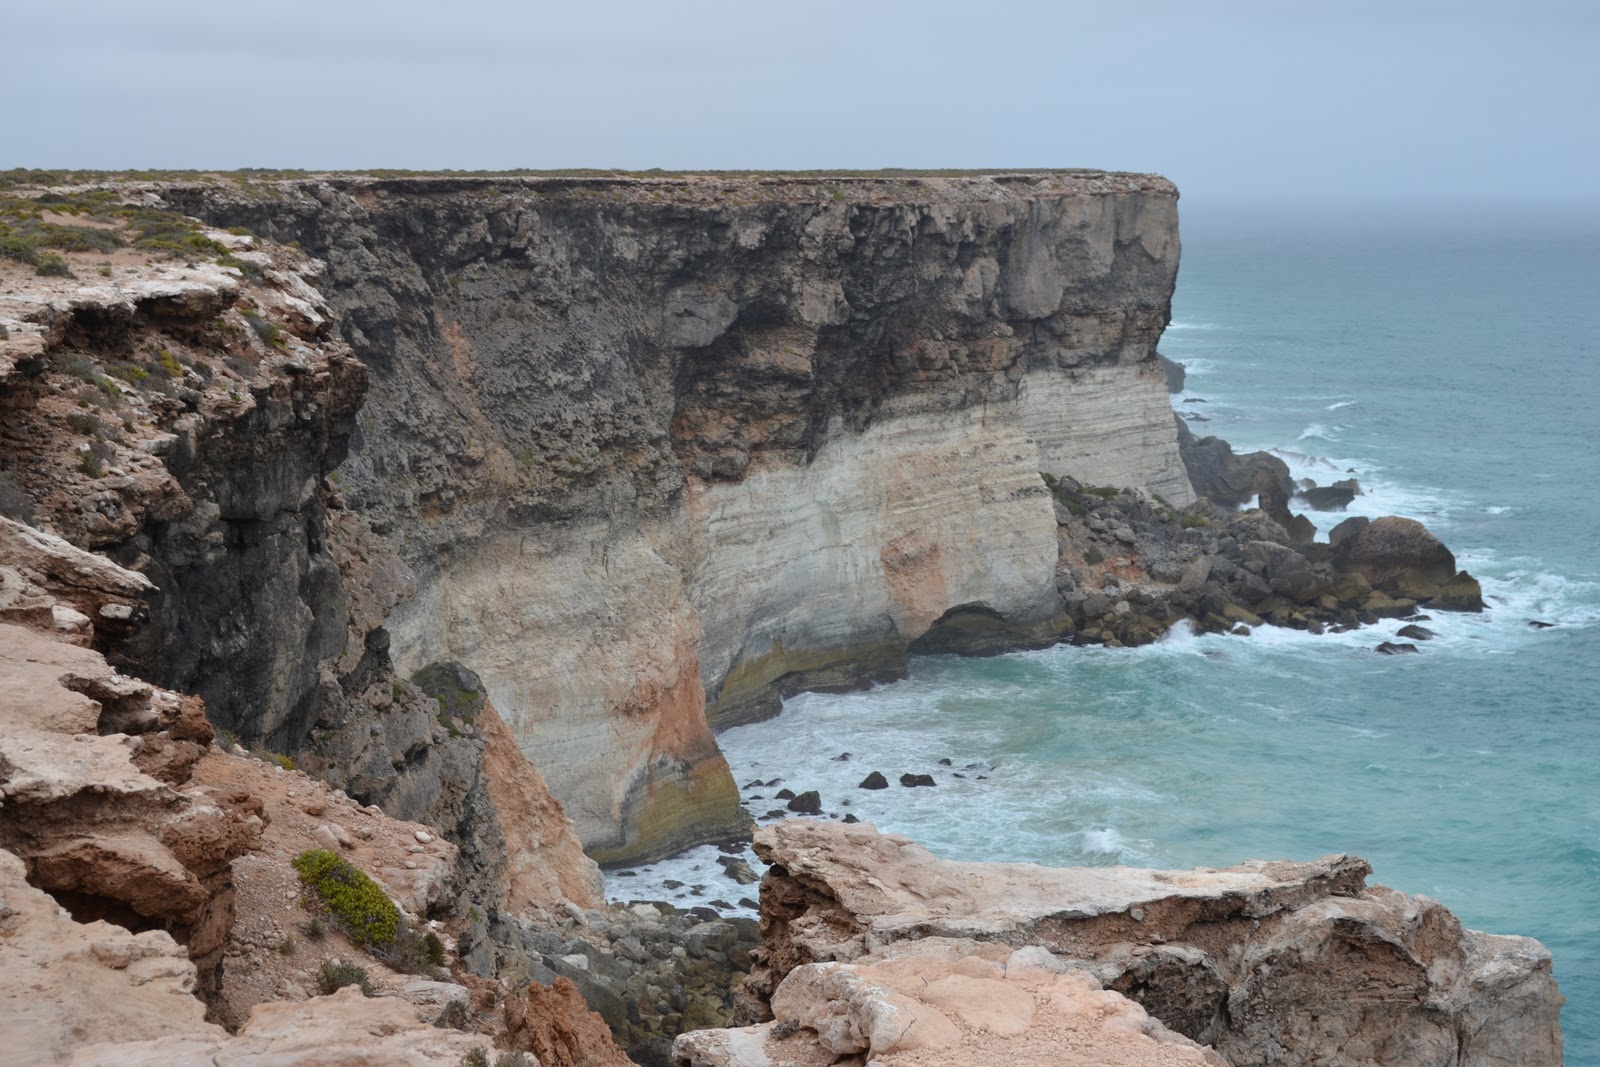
[107,362,149,384]
[316,959,373,996]
[1179,513,1211,530]
[421,931,446,967]
[34,252,73,277]
[1082,546,1104,566]
[292,849,401,947]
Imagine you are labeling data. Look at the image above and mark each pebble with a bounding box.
[414,830,433,844]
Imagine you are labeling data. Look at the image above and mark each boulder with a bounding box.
[1296,478,1360,511]
[676,940,1223,1067]
[1175,417,1295,509]
[716,856,760,885]
[1328,514,1370,545]
[898,773,936,788]
[1339,516,1483,610]
[785,790,822,815]
[858,772,888,790]
[1376,641,1421,655]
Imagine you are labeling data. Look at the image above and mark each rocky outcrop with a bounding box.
[0,516,153,646]
[717,820,1562,1067]
[0,849,212,1066]
[1045,475,1485,644]
[0,235,366,748]
[157,171,1193,864]
[67,986,497,1066]
[675,939,1224,1067]
[1336,516,1485,612]
[0,516,533,1065]
[0,608,259,998]
[1175,415,1293,510]
[506,976,635,1067]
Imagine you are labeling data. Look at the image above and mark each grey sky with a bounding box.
[6,0,1596,205]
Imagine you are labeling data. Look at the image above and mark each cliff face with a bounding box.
[0,225,602,918]
[169,172,1190,864]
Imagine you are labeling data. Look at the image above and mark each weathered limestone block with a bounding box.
[732,820,1561,1067]
[68,986,496,1066]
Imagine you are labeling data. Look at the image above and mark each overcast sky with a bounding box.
[6,0,1596,207]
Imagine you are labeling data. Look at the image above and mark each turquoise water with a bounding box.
[614,204,1600,1063]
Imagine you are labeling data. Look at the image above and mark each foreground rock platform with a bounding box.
[673,820,1562,1067]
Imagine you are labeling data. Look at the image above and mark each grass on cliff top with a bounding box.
[0,187,230,268]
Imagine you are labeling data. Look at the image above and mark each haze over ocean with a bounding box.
[613,200,1600,1064]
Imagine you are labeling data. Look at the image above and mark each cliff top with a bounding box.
[2,167,1176,207]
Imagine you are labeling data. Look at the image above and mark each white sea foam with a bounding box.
[1170,357,1219,376]
[1327,399,1357,411]
[1080,827,1139,858]
[1296,423,1343,442]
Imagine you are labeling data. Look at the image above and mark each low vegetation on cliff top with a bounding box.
[0,186,231,274]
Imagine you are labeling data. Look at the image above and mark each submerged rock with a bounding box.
[1396,624,1438,641]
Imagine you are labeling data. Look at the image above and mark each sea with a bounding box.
[608,200,1600,1064]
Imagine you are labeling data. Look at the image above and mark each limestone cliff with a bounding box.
[163,171,1190,864]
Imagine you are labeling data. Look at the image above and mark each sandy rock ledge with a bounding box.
[672,820,1562,1067]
